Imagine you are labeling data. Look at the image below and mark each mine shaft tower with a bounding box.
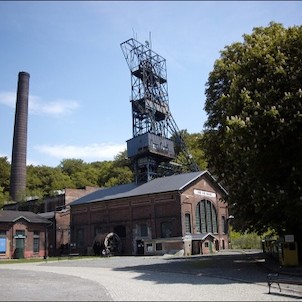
[121,38,199,184]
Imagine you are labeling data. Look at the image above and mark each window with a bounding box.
[161,221,172,238]
[114,225,126,238]
[94,226,102,237]
[16,230,25,236]
[156,243,162,250]
[33,231,40,253]
[195,207,201,233]
[196,200,218,233]
[76,229,84,248]
[185,213,191,234]
[146,243,153,252]
[0,231,6,254]
[221,216,227,234]
[140,224,148,237]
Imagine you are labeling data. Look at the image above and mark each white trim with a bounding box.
[12,216,30,223]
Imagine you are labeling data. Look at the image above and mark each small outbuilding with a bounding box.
[2,186,99,257]
[0,210,51,259]
[70,170,230,256]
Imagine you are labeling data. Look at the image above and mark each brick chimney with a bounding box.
[10,71,30,202]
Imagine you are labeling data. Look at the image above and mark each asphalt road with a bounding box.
[0,250,301,301]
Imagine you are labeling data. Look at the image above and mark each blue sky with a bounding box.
[1,1,301,167]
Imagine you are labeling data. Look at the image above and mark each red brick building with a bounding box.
[2,186,99,257]
[0,210,50,259]
[37,187,99,256]
[70,171,230,256]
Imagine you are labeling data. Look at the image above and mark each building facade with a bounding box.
[38,187,100,256]
[2,186,99,257]
[0,210,50,259]
[70,171,230,257]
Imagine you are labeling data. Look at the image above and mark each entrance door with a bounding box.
[15,238,25,258]
[14,230,26,259]
[136,240,144,255]
[209,241,213,254]
[192,240,201,255]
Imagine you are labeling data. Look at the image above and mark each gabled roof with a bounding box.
[70,170,227,207]
[191,233,217,241]
[38,211,55,219]
[0,210,51,224]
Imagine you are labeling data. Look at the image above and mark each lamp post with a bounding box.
[227,215,234,249]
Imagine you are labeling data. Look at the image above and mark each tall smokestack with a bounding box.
[10,71,30,202]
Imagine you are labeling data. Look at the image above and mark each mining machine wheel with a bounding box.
[93,232,122,256]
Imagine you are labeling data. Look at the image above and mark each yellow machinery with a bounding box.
[278,241,299,266]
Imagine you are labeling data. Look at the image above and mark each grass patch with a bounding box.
[0,258,46,264]
[0,255,97,264]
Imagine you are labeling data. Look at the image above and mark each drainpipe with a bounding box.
[44,224,47,260]
[44,220,53,260]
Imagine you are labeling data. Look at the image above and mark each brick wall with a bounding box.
[0,220,46,259]
[70,175,229,256]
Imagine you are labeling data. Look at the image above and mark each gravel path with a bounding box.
[0,251,300,301]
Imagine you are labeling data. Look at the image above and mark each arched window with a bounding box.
[195,200,218,234]
[221,216,227,234]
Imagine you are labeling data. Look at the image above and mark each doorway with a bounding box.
[136,240,144,255]
[15,238,25,258]
[192,240,202,255]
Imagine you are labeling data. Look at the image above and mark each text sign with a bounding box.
[194,189,216,198]
[284,235,294,242]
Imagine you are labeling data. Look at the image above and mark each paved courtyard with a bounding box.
[0,250,301,301]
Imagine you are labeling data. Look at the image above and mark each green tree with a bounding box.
[27,165,74,197]
[59,159,86,176]
[70,166,99,188]
[171,130,207,171]
[201,23,302,244]
[0,157,11,206]
[92,151,134,187]
[59,158,101,188]
[106,150,134,186]
[182,131,207,171]
[113,150,132,169]
[91,160,114,186]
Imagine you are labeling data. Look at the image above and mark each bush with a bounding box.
[231,231,262,249]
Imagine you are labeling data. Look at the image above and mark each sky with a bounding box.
[1,1,301,167]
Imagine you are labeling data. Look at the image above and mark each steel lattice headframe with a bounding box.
[121,38,199,176]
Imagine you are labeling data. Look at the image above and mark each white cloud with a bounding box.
[0,91,80,116]
[34,143,127,162]
[0,92,15,108]
[30,96,80,116]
